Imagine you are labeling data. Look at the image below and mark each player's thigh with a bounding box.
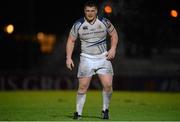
[78,77,92,88]
[98,74,113,88]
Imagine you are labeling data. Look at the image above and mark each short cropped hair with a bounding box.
[84,1,98,9]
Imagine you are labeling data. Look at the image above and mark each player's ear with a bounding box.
[95,9,98,14]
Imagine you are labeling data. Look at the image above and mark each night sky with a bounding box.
[0,0,179,35]
[0,0,180,70]
[0,0,102,34]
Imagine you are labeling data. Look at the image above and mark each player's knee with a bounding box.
[104,84,112,92]
[78,84,88,93]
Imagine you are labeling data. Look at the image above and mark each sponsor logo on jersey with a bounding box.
[90,28,96,31]
[98,25,103,29]
[83,26,88,30]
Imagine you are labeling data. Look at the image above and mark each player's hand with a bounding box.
[106,48,116,60]
[66,58,74,70]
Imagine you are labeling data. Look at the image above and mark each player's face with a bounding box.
[84,6,97,22]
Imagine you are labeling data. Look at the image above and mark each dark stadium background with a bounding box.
[0,0,180,91]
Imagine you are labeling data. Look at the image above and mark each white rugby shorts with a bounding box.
[77,52,114,78]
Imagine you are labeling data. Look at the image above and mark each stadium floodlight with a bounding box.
[104,5,112,14]
[36,32,56,54]
[170,9,178,18]
[4,24,14,34]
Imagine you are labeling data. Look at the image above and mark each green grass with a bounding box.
[0,90,180,121]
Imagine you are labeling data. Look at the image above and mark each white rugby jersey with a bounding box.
[70,16,114,55]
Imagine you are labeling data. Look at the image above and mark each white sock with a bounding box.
[76,93,86,115]
[102,90,112,111]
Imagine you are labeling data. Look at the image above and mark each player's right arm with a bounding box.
[66,20,82,70]
[66,34,76,70]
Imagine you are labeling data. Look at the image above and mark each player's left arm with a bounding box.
[106,27,118,60]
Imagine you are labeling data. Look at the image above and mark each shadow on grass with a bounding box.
[65,115,102,120]
[83,115,101,119]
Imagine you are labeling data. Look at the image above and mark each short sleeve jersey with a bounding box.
[70,17,114,55]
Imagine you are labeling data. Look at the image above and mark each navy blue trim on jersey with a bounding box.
[98,16,104,21]
[87,39,106,47]
[108,27,114,33]
[97,45,103,53]
[83,39,104,43]
[73,17,85,33]
[75,17,85,24]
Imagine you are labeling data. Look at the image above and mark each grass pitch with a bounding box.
[0,90,180,121]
